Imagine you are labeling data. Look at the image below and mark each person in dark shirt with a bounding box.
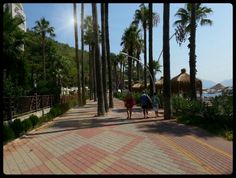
[140,90,152,119]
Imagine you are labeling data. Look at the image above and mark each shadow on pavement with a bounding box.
[137,120,215,138]
[26,116,159,136]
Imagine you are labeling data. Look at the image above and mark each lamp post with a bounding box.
[120,52,155,92]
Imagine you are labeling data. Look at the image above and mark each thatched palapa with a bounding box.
[132,82,145,92]
[171,68,202,96]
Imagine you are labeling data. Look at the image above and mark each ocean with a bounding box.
[202,92,222,98]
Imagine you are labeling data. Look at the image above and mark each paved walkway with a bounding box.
[3,98,233,174]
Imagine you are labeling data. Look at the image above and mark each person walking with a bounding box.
[124,91,135,119]
[152,92,160,117]
[140,90,152,119]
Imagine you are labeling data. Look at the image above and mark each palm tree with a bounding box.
[153,60,162,77]
[189,4,196,100]
[3,6,26,96]
[101,3,108,112]
[33,17,55,81]
[73,3,82,106]
[174,3,213,99]
[3,6,25,76]
[133,3,159,89]
[148,3,154,97]
[81,3,86,105]
[92,3,105,116]
[121,24,142,92]
[84,16,96,101]
[163,3,172,120]
[105,3,113,108]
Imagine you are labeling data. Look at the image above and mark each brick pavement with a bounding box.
[3,98,233,174]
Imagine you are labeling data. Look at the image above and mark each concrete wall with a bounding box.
[4,107,51,125]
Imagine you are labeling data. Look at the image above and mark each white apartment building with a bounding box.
[4,3,27,32]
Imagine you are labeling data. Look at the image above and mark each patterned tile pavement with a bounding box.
[3,98,233,175]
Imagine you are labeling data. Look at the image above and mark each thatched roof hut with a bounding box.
[132,82,145,92]
[171,68,202,96]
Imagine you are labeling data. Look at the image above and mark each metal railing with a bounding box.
[3,95,53,121]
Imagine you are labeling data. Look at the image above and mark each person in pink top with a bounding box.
[124,91,135,119]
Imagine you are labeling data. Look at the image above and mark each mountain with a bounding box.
[220,79,233,87]
[201,79,216,89]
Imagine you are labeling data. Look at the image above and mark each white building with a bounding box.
[4,3,27,32]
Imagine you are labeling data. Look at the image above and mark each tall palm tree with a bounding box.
[92,3,105,116]
[148,3,154,97]
[73,3,82,106]
[84,16,96,101]
[190,3,196,100]
[121,24,142,92]
[33,17,55,81]
[105,3,113,108]
[133,3,159,89]
[174,3,213,99]
[81,3,86,105]
[101,3,108,112]
[163,3,172,120]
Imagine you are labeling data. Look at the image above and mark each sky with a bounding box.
[22,3,233,84]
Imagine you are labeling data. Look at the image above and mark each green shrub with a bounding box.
[10,119,23,137]
[3,123,15,143]
[224,130,233,141]
[22,119,32,132]
[29,115,39,128]
[133,92,141,105]
[114,92,125,100]
[45,113,54,121]
[50,106,61,117]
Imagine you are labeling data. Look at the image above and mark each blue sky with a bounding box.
[23,3,233,83]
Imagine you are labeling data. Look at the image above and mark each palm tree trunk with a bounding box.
[120,61,122,89]
[73,3,82,106]
[163,3,172,120]
[81,3,86,105]
[92,43,97,101]
[190,3,197,100]
[144,26,147,89]
[149,3,154,97]
[89,44,93,100]
[114,61,118,91]
[105,3,113,108]
[101,3,108,112]
[128,50,132,92]
[92,3,105,116]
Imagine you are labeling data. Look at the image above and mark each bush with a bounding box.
[172,95,204,116]
[22,119,32,132]
[114,91,125,100]
[3,123,15,143]
[133,92,142,105]
[10,119,23,138]
[29,115,39,128]
[50,106,61,117]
